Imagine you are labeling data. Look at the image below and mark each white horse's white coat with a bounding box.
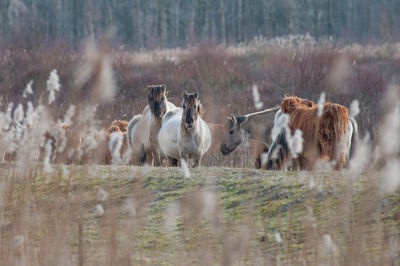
[158,107,212,167]
[129,101,176,165]
[158,108,183,160]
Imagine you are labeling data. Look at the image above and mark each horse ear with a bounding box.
[230,114,237,124]
[194,92,198,99]
[183,91,188,99]
[197,101,204,116]
[227,115,236,125]
[161,85,166,92]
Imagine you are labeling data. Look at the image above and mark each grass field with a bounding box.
[1,164,399,265]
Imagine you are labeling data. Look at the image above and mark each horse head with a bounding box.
[220,114,248,155]
[182,91,203,130]
[147,85,168,119]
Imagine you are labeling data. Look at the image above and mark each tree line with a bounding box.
[1,0,400,49]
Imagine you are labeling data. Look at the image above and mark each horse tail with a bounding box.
[127,120,134,146]
[348,116,359,161]
[127,114,142,146]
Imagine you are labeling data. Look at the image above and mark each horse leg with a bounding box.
[180,153,190,168]
[152,150,161,166]
[293,158,301,171]
[167,157,178,167]
[192,155,201,168]
[144,147,153,165]
[134,144,146,165]
[149,133,161,166]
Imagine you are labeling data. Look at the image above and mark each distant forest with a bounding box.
[1,0,400,48]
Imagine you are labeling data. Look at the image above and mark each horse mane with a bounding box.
[198,101,204,117]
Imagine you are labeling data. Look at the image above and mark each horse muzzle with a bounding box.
[220,144,233,155]
[185,123,193,129]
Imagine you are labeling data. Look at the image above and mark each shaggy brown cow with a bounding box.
[270,96,351,170]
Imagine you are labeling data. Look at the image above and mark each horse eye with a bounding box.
[229,130,234,135]
[183,105,186,109]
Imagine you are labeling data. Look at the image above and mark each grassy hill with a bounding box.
[2,164,399,265]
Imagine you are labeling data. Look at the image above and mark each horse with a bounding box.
[207,120,270,169]
[158,91,211,167]
[266,96,357,170]
[128,85,176,166]
[219,106,280,158]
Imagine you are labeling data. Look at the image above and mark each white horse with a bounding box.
[128,85,176,166]
[158,91,211,167]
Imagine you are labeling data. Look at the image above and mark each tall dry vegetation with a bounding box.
[0,37,399,265]
[1,38,398,166]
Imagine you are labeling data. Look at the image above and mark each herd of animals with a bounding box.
[2,84,358,171]
[104,84,358,171]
